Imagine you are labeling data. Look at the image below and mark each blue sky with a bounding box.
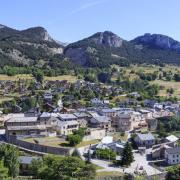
[0,0,180,42]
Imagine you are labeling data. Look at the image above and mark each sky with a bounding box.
[0,0,180,43]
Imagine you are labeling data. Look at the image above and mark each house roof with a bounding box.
[166,147,180,154]
[137,133,155,141]
[57,120,78,127]
[19,156,40,164]
[58,114,77,120]
[101,108,116,113]
[91,116,110,123]
[7,117,38,123]
[73,112,89,118]
[40,112,51,118]
[7,125,50,131]
[166,135,178,142]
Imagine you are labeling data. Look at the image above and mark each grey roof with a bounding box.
[101,108,116,113]
[19,156,41,164]
[58,113,77,120]
[92,116,110,123]
[57,120,78,127]
[166,147,180,154]
[40,112,51,118]
[7,125,50,131]
[137,133,155,141]
[7,117,38,123]
[73,112,89,118]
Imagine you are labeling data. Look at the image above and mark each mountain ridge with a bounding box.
[0,24,180,67]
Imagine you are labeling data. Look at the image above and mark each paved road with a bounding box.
[77,146,162,176]
[124,152,162,176]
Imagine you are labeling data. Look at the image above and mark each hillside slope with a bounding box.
[0,25,64,66]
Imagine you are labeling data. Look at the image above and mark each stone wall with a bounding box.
[8,135,74,156]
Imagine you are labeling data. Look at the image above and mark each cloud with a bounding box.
[46,0,109,26]
[67,0,108,16]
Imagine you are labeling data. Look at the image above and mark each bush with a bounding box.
[67,134,81,146]
[94,148,116,160]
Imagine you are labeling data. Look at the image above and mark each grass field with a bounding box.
[0,74,78,83]
[150,80,180,97]
[96,171,123,178]
[23,137,70,148]
[76,139,100,148]
[44,75,78,82]
[0,74,33,81]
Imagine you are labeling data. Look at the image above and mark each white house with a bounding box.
[165,147,180,165]
[134,132,155,147]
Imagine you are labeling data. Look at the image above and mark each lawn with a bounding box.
[44,75,78,82]
[0,96,13,103]
[76,139,100,148]
[0,74,33,81]
[23,137,100,148]
[23,136,70,148]
[109,132,128,141]
[150,80,180,97]
[96,171,123,178]
[0,74,78,83]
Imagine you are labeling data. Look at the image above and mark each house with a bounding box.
[151,142,174,159]
[5,116,54,141]
[83,128,106,141]
[58,113,77,121]
[146,118,158,131]
[19,156,41,175]
[134,133,155,147]
[133,121,148,132]
[165,147,180,165]
[55,120,79,135]
[43,91,53,102]
[165,135,179,143]
[73,112,90,128]
[38,112,51,125]
[90,98,103,106]
[112,113,132,132]
[92,136,126,155]
[90,116,111,130]
[6,125,52,141]
[98,108,116,117]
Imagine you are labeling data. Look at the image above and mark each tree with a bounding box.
[0,160,9,179]
[67,134,81,146]
[174,73,180,82]
[95,148,116,160]
[30,155,96,180]
[121,142,134,166]
[0,144,19,178]
[33,69,44,83]
[97,72,111,83]
[166,164,180,180]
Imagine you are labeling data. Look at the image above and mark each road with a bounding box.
[77,146,162,176]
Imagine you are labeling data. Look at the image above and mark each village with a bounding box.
[0,77,179,179]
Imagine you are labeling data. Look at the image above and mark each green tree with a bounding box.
[67,134,81,146]
[121,142,134,166]
[166,164,180,180]
[0,144,19,178]
[33,69,44,83]
[95,148,116,160]
[0,160,9,179]
[30,155,96,180]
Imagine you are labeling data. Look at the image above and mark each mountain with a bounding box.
[65,31,180,67]
[0,25,64,66]
[132,33,180,52]
[0,24,180,68]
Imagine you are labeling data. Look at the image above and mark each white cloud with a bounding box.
[67,0,108,16]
